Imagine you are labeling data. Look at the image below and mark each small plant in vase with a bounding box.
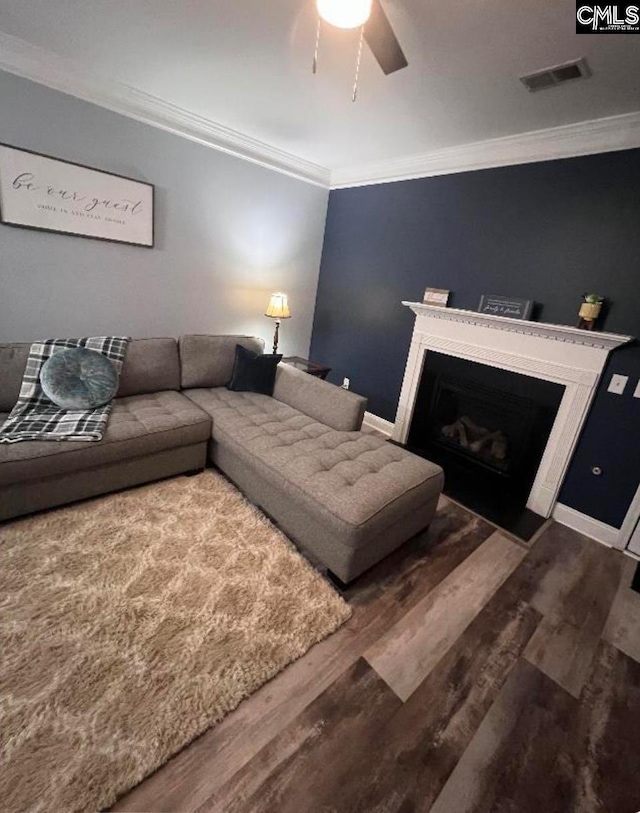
[577,293,604,331]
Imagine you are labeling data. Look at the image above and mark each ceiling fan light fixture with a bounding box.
[316,0,372,29]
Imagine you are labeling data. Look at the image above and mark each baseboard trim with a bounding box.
[552,503,621,548]
[362,412,394,438]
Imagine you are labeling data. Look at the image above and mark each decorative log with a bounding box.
[441,415,508,463]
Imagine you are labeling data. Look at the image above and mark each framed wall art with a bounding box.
[477,294,533,320]
[0,143,154,248]
[423,287,450,307]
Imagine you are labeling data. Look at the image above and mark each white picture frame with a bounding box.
[423,287,450,307]
[0,143,154,248]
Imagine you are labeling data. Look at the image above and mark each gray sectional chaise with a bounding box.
[1,335,443,583]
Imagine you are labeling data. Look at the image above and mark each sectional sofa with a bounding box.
[0,335,443,583]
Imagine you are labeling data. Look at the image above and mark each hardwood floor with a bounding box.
[113,498,640,813]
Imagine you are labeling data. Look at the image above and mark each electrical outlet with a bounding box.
[608,374,628,395]
[342,377,350,390]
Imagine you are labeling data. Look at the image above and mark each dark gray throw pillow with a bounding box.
[41,347,119,409]
[227,344,282,396]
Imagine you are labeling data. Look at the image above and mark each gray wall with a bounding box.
[0,71,328,355]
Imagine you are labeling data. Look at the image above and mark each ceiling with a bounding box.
[1,0,639,179]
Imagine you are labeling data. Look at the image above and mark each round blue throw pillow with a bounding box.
[41,347,119,409]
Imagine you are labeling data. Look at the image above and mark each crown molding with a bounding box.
[0,31,331,188]
[2,31,639,192]
[331,111,640,188]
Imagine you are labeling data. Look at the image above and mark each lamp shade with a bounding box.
[265,292,291,320]
[317,0,372,29]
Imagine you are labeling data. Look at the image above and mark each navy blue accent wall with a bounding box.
[560,344,640,527]
[310,148,640,527]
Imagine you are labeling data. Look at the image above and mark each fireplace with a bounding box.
[392,302,631,535]
[407,351,564,532]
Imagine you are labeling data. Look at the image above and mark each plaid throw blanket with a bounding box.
[0,337,129,444]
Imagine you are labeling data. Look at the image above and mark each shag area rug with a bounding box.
[0,472,351,813]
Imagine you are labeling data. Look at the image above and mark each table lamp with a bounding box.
[265,292,291,354]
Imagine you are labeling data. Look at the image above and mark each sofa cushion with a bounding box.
[41,347,119,409]
[273,363,366,432]
[180,335,265,389]
[117,338,180,397]
[184,387,443,536]
[0,344,30,412]
[0,338,181,409]
[0,391,211,487]
[228,346,282,396]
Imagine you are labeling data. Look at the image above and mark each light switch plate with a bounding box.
[634,379,640,399]
[608,373,628,395]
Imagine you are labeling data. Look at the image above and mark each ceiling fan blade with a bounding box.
[364,0,408,75]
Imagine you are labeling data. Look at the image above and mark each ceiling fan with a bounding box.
[313,0,408,100]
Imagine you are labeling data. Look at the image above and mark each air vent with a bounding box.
[520,58,591,93]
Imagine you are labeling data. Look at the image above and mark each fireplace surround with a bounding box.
[394,303,631,519]
[407,350,565,531]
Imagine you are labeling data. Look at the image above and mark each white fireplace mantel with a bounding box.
[401,302,631,350]
[394,302,632,517]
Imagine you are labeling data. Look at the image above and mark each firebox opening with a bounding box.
[407,351,565,538]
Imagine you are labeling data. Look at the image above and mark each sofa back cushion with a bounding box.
[180,335,265,388]
[273,363,367,432]
[117,338,181,397]
[0,343,30,411]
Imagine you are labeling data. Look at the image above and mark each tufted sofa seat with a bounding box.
[184,363,444,583]
[0,392,211,488]
[0,339,212,521]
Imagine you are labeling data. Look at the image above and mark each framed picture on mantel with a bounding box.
[423,287,450,307]
[477,294,533,320]
[0,143,154,248]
